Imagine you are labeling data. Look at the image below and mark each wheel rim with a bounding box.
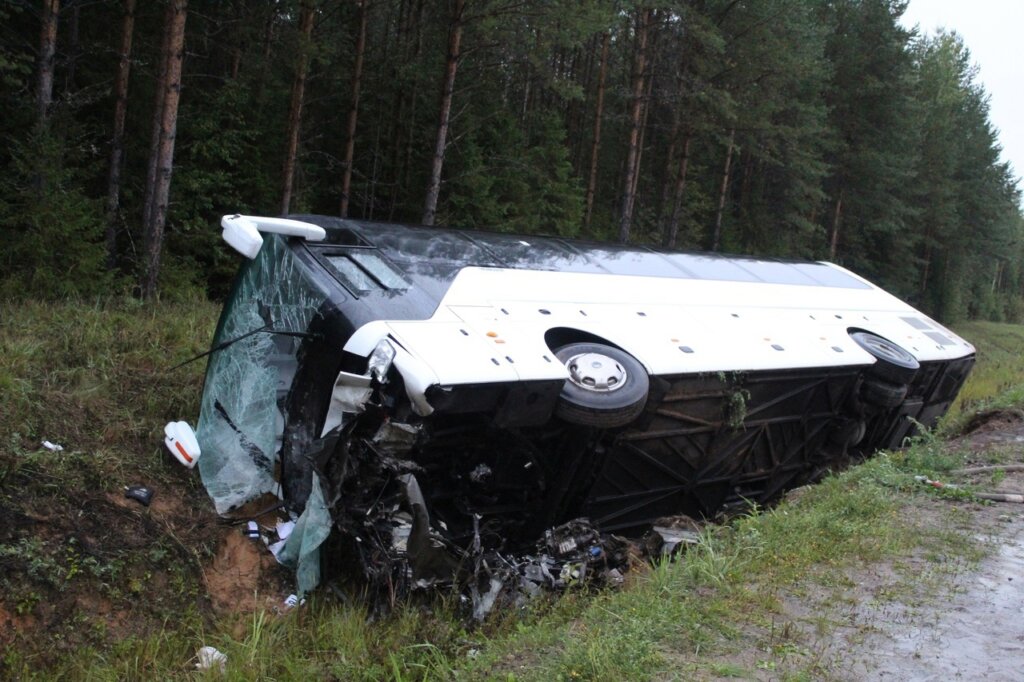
[565,352,627,393]
[868,337,911,363]
[851,331,918,369]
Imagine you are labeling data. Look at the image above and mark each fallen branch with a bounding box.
[951,464,1024,476]
[975,492,1024,503]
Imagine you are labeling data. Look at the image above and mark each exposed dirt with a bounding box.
[0,448,288,664]
[205,529,287,614]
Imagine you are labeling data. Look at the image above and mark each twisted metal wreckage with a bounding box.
[164,215,975,613]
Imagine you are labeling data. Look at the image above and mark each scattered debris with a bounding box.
[123,485,153,506]
[644,515,703,556]
[195,646,227,673]
[41,440,63,452]
[915,475,959,490]
[915,475,1024,504]
[164,421,201,468]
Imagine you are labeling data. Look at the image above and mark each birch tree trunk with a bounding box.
[340,0,368,218]
[583,31,609,232]
[141,0,188,300]
[280,0,316,216]
[617,9,650,243]
[711,127,735,252]
[422,0,464,226]
[105,0,136,269]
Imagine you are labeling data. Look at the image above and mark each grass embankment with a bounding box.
[1,303,1021,679]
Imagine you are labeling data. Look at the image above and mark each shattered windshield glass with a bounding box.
[196,236,327,514]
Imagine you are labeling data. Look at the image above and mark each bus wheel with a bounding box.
[553,343,649,427]
[849,331,919,384]
[860,378,908,409]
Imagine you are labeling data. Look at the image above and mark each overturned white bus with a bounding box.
[184,214,974,593]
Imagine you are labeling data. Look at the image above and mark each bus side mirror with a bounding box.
[221,214,328,259]
[221,214,264,259]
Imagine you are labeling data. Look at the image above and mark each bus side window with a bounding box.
[322,250,408,295]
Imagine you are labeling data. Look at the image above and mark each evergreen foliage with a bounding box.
[0,0,1020,322]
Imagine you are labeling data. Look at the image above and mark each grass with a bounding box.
[0,303,1021,679]
[942,320,1024,429]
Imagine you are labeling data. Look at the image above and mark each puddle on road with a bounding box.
[864,524,1024,681]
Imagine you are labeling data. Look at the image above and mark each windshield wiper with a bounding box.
[169,323,318,371]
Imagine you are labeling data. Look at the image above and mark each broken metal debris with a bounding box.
[643,515,703,557]
[123,485,154,507]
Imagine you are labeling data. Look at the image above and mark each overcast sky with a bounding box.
[900,0,1024,188]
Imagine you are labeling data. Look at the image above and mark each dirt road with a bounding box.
[823,414,1024,681]
[850,517,1024,680]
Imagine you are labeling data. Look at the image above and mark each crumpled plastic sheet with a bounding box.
[196,235,326,514]
[276,473,332,597]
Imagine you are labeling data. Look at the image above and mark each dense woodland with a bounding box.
[1,0,1021,322]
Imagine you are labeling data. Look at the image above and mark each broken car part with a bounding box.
[164,421,201,469]
[124,485,154,506]
[185,214,976,603]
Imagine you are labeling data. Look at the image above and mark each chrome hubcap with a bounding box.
[565,352,627,392]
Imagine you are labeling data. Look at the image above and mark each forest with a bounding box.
[1,0,1021,322]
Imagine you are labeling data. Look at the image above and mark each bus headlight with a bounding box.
[368,339,396,382]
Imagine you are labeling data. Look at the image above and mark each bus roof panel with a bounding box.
[798,263,871,289]
[463,232,609,273]
[662,253,758,282]
[355,223,500,266]
[563,243,689,278]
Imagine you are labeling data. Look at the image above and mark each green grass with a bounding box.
[16,435,976,681]
[1,303,1022,680]
[943,320,1024,429]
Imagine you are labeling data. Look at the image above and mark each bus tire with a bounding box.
[553,343,649,427]
[860,379,908,409]
[849,331,919,384]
